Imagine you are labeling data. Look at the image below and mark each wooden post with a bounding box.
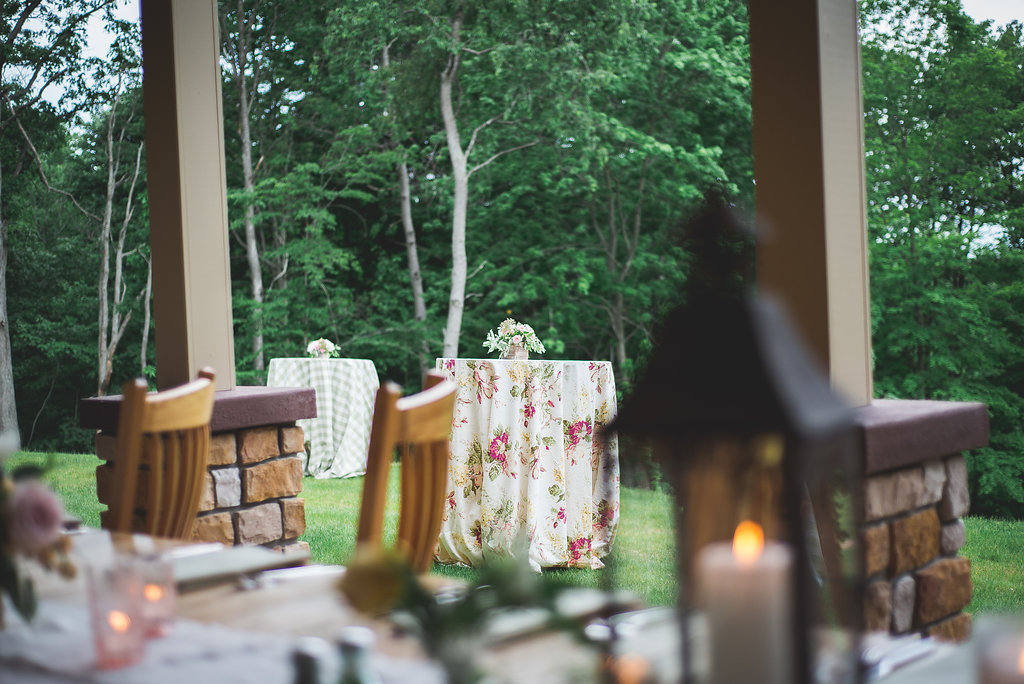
[748,0,872,405]
[141,0,236,390]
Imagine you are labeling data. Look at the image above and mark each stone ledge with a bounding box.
[856,399,989,476]
[78,385,317,433]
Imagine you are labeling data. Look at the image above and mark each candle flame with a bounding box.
[1017,641,1024,674]
[144,583,165,603]
[108,610,132,633]
[144,581,163,602]
[732,520,764,565]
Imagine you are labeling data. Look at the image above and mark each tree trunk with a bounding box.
[398,163,427,318]
[96,97,118,396]
[0,145,17,435]
[440,14,468,358]
[140,255,152,378]
[234,1,265,371]
[381,42,428,366]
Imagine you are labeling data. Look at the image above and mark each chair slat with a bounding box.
[357,371,456,574]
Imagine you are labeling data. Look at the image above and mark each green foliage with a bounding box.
[862,1,1024,516]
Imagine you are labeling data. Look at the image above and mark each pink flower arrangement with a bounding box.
[7,480,63,554]
[1,433,76,623]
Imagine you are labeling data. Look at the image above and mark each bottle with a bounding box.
[292,636,333,684]
[336,625,382,684]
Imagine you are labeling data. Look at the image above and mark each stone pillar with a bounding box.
[856,400,988,642]
[82,386,316,551]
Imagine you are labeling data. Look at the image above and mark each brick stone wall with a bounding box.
[859,454,973,641]
[95,423,308,553]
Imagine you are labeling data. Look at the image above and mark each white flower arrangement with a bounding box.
[483,318,546,355]
[306,338,339,359]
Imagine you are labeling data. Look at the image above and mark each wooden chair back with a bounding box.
[107,368,216,539]
[356,371,456,573]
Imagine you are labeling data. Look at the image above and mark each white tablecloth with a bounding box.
[266,358,379,479]
[0,597,442,684]
[434,358,619,570]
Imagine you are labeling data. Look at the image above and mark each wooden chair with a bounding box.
[356,371,457,573]
[106,368,216,539]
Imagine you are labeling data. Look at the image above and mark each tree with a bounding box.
[0,0,116,434]
[861,0,1024,515]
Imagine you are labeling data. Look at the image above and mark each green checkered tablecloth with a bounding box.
[267,358,380,479]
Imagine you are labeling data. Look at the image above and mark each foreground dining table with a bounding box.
[267,357,379,478]
[435,358,620,570]
[0,529,984,683]
[0,529,635,684]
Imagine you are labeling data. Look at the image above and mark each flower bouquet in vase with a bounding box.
[306,338,339,359]
[483,318,545,360]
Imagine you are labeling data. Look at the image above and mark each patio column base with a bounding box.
[855,399,989,643]
[79,386,317,549]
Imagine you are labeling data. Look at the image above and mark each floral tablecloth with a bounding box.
[266,358,379,479]
[434,359,619,570]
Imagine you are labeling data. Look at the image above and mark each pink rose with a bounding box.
[7,480,64,554]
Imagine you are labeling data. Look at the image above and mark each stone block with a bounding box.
[891,509,940,575]
[271,540,311,555]
[213,467,242,508]
[238,427,281,465]
[940,455,970,521]
[95,433,117,462]
[280,426,305,456]
[243,456,304,503]
[940,520,967,556]
[198,472,216,512]
[863,580,892,632]
[862,523,890,577]
[281,497,306,539]
[96,463,148,508]
[892,575,916,633]
[209,433,237,466]
[925,613,972,643]
[863,467,931,522]
[916,557,972,625]
[192,512,235,545]
[921,460,946,506]
[236,503,283,545]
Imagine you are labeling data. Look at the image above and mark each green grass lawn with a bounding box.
[9,451,1022,614]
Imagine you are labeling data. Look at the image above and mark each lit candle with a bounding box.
[137,554,177,637]
[696,521,792,684]
[88,562,145,669]
[980,634,1024,684]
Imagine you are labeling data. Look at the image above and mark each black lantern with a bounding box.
[609,198,863,684]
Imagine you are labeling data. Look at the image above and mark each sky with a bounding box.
[86,0,1019,61]
[960,0,1022,27]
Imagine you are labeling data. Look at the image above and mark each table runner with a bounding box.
[434,359,620,570]
[267,358,379,479]
[0,598,442,684]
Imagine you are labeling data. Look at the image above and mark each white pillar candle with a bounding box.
[696,521,793,684]
[980,634,1024,684]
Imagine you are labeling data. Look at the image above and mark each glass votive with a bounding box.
[87,560,145,669]
[978,617,1024,684]
[136,553,177,637]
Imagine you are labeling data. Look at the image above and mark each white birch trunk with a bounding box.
[440,14,468,358]
[0,148,16,434]
[233,1,265,371]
